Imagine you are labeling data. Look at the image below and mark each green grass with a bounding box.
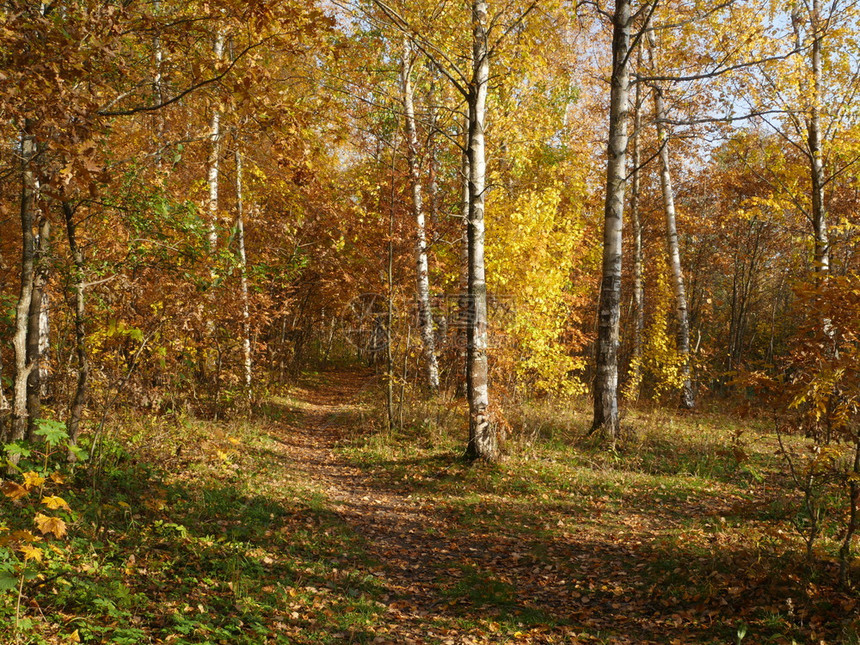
[1,409,387,645]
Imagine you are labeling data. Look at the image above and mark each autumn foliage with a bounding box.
[2,0,860,641]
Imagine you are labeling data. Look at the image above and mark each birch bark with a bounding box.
[207,33,225,251]
[204,33,225,380]
[592,0,631,442]
[235,146,252,392]
[26,215,50,438]
[401,36,440,392]
[465,0,497,461]
[808,0,829,276]
[629,56,644,399]
[652,82,695,409]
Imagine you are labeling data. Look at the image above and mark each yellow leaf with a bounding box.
[10,530,39,543]
[67,629,81,643]
[41,496,71,511]
[22,472,45,490]
[19,545,43,562]
[34,513,67,538]
[49,472,66,484]
[1,481,28,500]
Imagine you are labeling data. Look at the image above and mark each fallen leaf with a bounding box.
[34,513,67,538]
[22,472,45,490]
[19,544,43,562]
[41,495,71,511]
[1,481,28,500]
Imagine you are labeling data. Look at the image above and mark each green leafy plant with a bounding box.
[1,419,80,642]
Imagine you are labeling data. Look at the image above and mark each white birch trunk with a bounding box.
[207,33,225,250]
[652,84,695,409]
[648,33,694,409]
[235,146,253,392]
[465,0,497,461]
[27,216,50,438]
[592,0,631,442]
[629,62,643,399]
[204,33,225,380]
[401,36,440,393]
[809,0,829,276]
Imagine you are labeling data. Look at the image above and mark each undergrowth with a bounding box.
[3,374,860,644]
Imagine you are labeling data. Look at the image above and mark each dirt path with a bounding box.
[272,370,475,642]
[261,370,816,644]
[267,370,652,644]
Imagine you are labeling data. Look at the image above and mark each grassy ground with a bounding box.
[2,370,859,644]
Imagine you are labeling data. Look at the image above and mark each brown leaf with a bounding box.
[1,481,28,500]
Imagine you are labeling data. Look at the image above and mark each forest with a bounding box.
[2,0,860,642]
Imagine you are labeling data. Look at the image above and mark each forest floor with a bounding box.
[4,368,860,644]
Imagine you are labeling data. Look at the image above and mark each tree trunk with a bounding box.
[207,33,225,251]
[456,120,471,397]
[204,33,225,382]
[401,36,440,393]
[8,126,37,450]
[26,215,51,439]
[235,145,253,393]
[650,74,694,409]
[465,0,497,461]
[629,52,644,400]
[808,0,829,276]
[839,438,860,587]
[153,0,165,167]
[62,202,89,461]
[386,136,396,433]
[592,0,631,442]
[426,61,441,231]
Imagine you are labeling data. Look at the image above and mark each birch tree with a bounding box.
[628,50,645,400]
[234,143,253,393]
[368,0,538,460]
[464,0,495,460]
[592,0,635,441]
[400,36,441,393]
[647,32,694,409]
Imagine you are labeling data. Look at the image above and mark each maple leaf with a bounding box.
[19,544,43,562]
[34,513,67,538]
[22,472,46,490]
[42,496,72,511]
[10,530,39,543]
[1,481,28,500]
